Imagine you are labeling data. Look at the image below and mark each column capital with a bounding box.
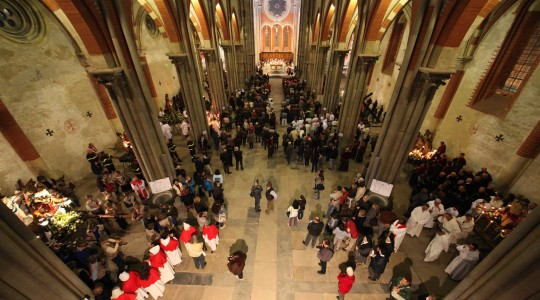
[358,54,379,65]
[418,67,453,88]
[167,53,189,64]
[456,56,473,70]
[87,67,125,86]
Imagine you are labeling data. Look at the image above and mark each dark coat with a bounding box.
[227,251,247,275]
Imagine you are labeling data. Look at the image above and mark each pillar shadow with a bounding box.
[229,239,249,255]
[308,203,324,220]
[338,252,357,272]
[392,257,413,279]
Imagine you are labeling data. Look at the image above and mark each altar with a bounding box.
[270,63,284,71]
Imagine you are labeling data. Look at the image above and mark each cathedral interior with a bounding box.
[0,0,539,299]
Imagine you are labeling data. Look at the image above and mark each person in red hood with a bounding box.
[180,223,197,244]
[137,262,165,300]
[148,245,175,284]
[337,266,356,299]
[119,271,148,300]
[344,219,359,251]
[110,287,136,300]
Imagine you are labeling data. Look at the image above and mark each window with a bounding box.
[381,17,406,76]
[501,25,540,93]
[469,3,540,117]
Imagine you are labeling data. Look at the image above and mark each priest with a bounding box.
[406,204,431,237]
[445,243,480,280]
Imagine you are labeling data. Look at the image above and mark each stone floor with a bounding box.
[75,78,459,299]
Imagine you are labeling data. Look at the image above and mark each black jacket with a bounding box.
[307,221,324,236]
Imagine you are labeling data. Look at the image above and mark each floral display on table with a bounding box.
[47,211,83,241]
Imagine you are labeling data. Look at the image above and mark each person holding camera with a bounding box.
[316,239,334,274]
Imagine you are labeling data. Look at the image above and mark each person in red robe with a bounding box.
[202,222,220,252]
[130,176,149,201]
[137,263,165,300]
[119,271,148,300]
[159,234,182,266]
[179,223,197,244]
[148,245,175,283]
[111,287,137,300]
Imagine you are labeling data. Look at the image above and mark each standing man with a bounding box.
[220,148,232,174]
[265,181,278,214]
[337,267,355,300]
[227,251,247,280]
[130,176,149,202]
[406,204,431,237]
[234,147,244,171]
[327,186,343,218]
[316,239,334,274]
[388,275,412,300]
[250,180,263,212]
[303,216,324,247]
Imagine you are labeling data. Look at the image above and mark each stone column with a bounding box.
[235,44,246,88]
[91,68,174,182]
[312,46,329,95]
[201,48,227,111]
[366,68,451,185]
[221,44,238,92]
[337,55,378,146]
[169,54,208,141]
[445,207,540,299]
[323,49,349,112]
[0,202,93,299]
[496,121,540,192]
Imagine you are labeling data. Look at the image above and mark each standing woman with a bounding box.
[185,236,207,269]
[287,200,300,227]
[227,251,247,280]
[368,246,389,282]
[314,170,325,200]
[354,232,373,267]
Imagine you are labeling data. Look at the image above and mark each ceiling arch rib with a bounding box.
[338,0,358,43]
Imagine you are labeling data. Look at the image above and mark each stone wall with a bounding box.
[0,134,35,193]
[368,20,410,107]
[139,17,180,110]
[422,2,540,198]
[0,2,117,188]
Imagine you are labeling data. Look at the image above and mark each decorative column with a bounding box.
[0,202,93,299]
[168,54,209,141]
[367,69,451,185]
[337,54,378,146]
[496,121,540,193]
[323,49,349,112]
[201,48,227,111]
[235,44,247,88]
[90,68,174,182]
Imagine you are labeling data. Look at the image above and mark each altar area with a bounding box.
[259,52,294,77]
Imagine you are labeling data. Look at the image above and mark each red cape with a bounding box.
[122,271,141,293]
[179,226,197,243]
[138,267,161,288]
[160,236,180,251]
[149,250,168,268]
[202,224,219,240]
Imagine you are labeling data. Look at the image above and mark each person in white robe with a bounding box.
[446,207,459,217]
[467,199,491,214]
[445,243,480,280]
[148,245,175,284]
[389,219,407,252]
[406,204,431,237]
[424,229,451,262]
[456,214,475,241]
[159,235,182,266]
[441,213,462,244]
[425,199,445,229]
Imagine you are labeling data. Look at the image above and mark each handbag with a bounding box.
[286,211,290,217]
[316,183,325,190]
[250,191,254,197]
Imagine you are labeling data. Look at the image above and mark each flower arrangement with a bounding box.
[48,211,83,241]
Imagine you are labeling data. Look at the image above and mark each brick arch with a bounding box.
[231,9,241,42]
[376,0,411,41]
[338,0,358,43]
[312,12,321,42]
[135,0,169,39]
[321,3,336,42]
[39,0,113,56]
[215,2,230,41]
[365,0,393,41]
[190,0,211,40]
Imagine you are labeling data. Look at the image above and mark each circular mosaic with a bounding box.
[144,14,159,39]
[0,0,45,44]
[264,0,291,22]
